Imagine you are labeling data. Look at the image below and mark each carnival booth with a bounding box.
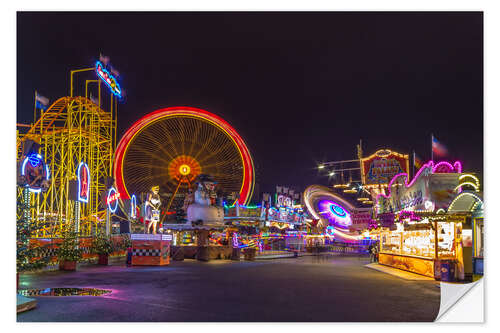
[447,188,484,279]
[378,211,466,279]
[130,233,172,266]
[375,160,481,281]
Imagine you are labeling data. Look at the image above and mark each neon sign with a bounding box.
[95,61,122,98]
[361,149,409,185]
[130,194,137,218]
[107,187,120,213]
[77,162,90,203]
[21,153,49,193]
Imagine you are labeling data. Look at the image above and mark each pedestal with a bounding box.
[130,234,172,266]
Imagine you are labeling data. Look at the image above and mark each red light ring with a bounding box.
[113,106,255,205]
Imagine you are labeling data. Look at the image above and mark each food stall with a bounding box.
[375,161,479,281]
[379,212,466,279]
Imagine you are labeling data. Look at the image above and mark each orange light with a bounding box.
[179,164,191,176]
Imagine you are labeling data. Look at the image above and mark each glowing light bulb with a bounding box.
[179,164,191,176]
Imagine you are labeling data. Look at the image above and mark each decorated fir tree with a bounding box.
[16,190,50,273]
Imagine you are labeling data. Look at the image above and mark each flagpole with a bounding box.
[412,150,415,179]
[33,90,37,125]
[431,133,434,161]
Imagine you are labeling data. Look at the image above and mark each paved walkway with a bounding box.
[365,263,435,281]
[17,255,440,322]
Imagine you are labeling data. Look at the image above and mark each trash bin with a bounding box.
[243,247,256,261]
[440,260,456,282]
[126,247,132,266]
[434,260,442,281]
[231,247,241,261]
[196,246,209,261]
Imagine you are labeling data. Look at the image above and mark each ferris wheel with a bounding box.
[113,106,255,216]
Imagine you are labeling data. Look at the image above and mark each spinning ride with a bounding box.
[303,185,359,241]
[114,107,255,217]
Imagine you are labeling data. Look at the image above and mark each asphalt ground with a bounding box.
[17,254,440,322]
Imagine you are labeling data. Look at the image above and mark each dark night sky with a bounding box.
[17,12,483,197]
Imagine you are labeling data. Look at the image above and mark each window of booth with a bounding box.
[475,218,484,258]
[381,232,401,254]
[401,229,435,258]
[437,222,456,258]
[181,232,197,246]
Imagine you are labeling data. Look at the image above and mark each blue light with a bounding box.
[330,204,347,217]
[130,194,136,218]
[28,153,42,167]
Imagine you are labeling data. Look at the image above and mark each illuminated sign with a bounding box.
[106,187,120,213]
[376,160,462,214]
[77,162,90,203]
[361,149,409,185]
[130,194,137,218]
[21,153,49,193]
[275,193,293,207]
[95,61,122,98]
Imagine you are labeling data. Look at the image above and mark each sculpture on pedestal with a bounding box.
[145,186,161,234]
[186,174,224,226]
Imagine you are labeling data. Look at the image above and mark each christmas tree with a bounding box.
[16,188,50,272]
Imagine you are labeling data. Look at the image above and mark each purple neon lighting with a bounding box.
[375,160,463,207]
[318,200,352,227]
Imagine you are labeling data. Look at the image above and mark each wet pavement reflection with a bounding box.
[18,287,112,297]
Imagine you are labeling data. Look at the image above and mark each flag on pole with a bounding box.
[432,135,448,157]
[89,93,99,106]
[413,151,423,169]
[35,93,49,110]
[110,66,120,77]
[99,53,110,66]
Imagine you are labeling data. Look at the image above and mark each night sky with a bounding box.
[17,12,483,197]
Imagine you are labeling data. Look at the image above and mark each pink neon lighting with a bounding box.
[375,160,463,208]
[432,161,462,173]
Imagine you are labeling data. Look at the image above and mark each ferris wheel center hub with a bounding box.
[179,164,191,176]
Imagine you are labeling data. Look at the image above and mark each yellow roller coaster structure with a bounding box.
[17,67,118,238]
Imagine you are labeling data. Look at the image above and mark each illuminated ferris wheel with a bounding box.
[113,107,255,216]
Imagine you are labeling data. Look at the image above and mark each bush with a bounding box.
[91,231,114,255]
[57,230,83,262]
[118,234,132,251]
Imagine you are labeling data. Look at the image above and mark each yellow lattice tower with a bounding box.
[17,67,117,237]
